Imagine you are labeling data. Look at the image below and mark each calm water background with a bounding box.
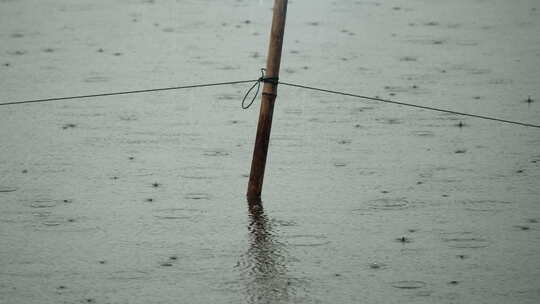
[1,0,540,303]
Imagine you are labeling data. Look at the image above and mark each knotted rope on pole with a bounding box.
[241,69,279,109]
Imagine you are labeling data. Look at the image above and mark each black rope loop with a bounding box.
[241,68,279,109]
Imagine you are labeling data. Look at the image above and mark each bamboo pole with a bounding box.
[246,0,288,203]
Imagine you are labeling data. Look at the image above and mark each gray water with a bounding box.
[1,0,540,303]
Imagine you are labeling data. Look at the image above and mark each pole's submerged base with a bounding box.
[247,199,265,217]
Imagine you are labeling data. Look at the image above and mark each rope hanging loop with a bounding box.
[241,68,279,109]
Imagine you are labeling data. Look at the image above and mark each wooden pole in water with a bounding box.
[247,0,288,203]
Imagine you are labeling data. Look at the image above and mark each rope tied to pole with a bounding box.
[0,79,259,107]
[0,76,537,129]
[241,69,279,109]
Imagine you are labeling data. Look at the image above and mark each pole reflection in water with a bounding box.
[239,202,292,304]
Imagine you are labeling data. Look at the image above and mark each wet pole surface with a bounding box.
[247,0,288,203]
